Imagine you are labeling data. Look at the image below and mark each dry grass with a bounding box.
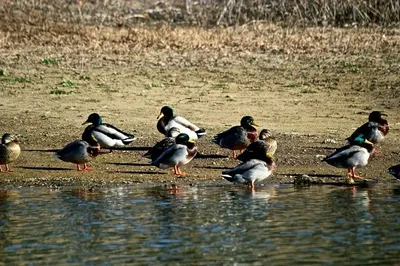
[1,0,400,28]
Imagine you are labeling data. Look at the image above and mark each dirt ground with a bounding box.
[0,24,399,188]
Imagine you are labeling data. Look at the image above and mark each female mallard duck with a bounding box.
[55,140,100,171]
[221,157,276,190]
[212,116,259,158]
[143,127,180,161]
[237,129,277,162]
[157,106,206,140]
[82,113,135,152]
[323,134,374,184]
[151,133,197,176]
[347,111,389,145]
[0,134,21,172]
[388,164,400,180]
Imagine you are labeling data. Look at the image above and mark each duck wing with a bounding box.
[143,137,176,160]
[151,144,185,167]
[212,126,246,147]
[222,159,264,175]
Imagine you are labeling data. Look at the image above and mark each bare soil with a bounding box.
[0,24,399,188]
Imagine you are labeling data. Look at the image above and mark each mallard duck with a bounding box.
[143,127,181,161]
[212,116,259,158]
[237,129,277,162]
[388,164,400,180]
[55,140,100,171]
[221,157,276,190]
[323,134,375,184]
[347,111,389,145]
[0,134,21,172]
[157,106,206,140]
[82,113,135,152]
[151,133,198,176]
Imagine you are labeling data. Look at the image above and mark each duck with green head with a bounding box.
[347,111,389,146]
[222,155,276,190]
[157,106,206,140]
[143,127,181,161]
[82,113,135,152]
[212,116,259,158]
[323,134,375,184]
[55,137,100,171]
[0,134,21,172]
[151,133,198,176]
[237,128,277,162]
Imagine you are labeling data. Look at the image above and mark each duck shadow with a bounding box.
[111,146,152,151]
[115,170,167,175]
[106,162,150,167]
[23,149,59,153]
[21,166,71,171]
[195,153,228,159]
[282,173,344,178]
[194,165,231,170]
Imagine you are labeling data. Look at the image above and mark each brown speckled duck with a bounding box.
[237,129,277,162]
[212,116,259,158]
[0,134,21,173]
[55,140,100,171]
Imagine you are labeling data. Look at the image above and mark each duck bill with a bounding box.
[251,121,259,127]
[188,139,196,144]
[157,112,164,120]
[364,139,374,145]
[82,120,90,125]
[381,113,388,117]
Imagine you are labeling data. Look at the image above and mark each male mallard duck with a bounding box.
[143,127,181,161]
[82,113,135,152]
[222,157,276,190]
[388,164,400,180]
[55,140,100,171]
[0,134,21,172]
[212,116,259,158]
[157,106,206,140]
[347,111,389,145]
[237,129,277,162]
[151,133,198,176]
[323,134,374,184]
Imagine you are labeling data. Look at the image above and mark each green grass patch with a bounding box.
[50,88,74,95]
[285,83,302,88]
[214,83,229,88]
[59,80,76,87]
[1,77,29,83]
[40,58,58,65]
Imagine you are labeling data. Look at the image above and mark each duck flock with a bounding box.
[0,107,398,188]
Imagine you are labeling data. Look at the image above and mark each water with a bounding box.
[0,184,399,265]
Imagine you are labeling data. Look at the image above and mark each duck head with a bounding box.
[82,113,103,126]
[240,116,259,129]
[1,133,18,144]
[368,111,387,122]
[167,127,181,138]
[259,129,273,140]
[175,133,195,146]
[157,106,174,120]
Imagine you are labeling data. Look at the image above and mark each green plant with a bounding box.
[59,80,76,87]
[40,58,58,65]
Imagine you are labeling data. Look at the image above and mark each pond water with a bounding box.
[0,183,399,265]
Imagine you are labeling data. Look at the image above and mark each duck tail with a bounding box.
[54,152,61,159]
[122,137,136,145]
[221,174,234,182]
[142,150,152,159]
[195,128,207,138]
